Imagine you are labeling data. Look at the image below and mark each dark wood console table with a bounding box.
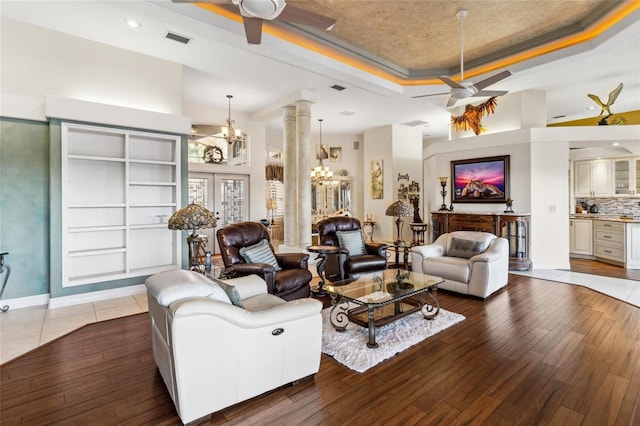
[431,211,532,271]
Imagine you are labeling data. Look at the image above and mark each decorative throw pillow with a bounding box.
[205,280,232,305]
[447,237,487,259]
[239,239,282,271]
[215,280,244,308]
[336,230,366,256]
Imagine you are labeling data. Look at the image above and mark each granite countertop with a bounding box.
[570,214,640,223]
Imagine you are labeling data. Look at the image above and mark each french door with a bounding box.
[188,172,249,254]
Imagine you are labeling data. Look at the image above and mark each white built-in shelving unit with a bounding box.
[61,123,181,287]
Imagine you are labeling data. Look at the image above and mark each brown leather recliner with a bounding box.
[317,217,387,280]
[216,221,311,301]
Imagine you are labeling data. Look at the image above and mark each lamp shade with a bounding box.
[168,203,217,231]
[385,200,414,217]
[266,198,278,210]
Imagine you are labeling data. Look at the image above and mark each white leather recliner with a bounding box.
[411,231,509,299]
[145,269,322,425]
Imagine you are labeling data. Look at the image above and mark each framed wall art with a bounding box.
[451,155,509,203]
[370,159,383,199]
[329,147,342,162]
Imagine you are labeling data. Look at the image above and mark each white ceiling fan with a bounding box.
[172,0,336,45]
[413,9,512,108]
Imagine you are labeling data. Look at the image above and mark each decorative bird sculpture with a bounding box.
[451,97,498,135]
[588,82,623,116]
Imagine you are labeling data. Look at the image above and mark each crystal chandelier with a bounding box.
[310,119,333,185]
[222,95,243,145]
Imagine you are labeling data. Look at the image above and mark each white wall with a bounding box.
[530,139,570,269]
[1,18,271,222]
[364,126,393,240]
[364,125,423,242]
[425,129,533,215]
[1,18,183,119]
[392,125,423,241]
[450,90,547,140]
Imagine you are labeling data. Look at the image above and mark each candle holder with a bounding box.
[438,177,452,211]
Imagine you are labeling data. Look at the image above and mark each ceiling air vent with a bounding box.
[402,120,429,127]
[330,84,346,91]
[165,31,191,45]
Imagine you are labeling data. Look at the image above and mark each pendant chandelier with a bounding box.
[310,119,333,185]
[222,95,243,145]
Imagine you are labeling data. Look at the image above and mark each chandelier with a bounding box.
[310,119,333,185]
[222,95,243,145]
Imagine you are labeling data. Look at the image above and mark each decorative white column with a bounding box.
[282,105,297,247]
[296,100,312,249]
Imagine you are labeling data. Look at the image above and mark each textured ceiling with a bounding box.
[284,0,621,76]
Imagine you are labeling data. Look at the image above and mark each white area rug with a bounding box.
[321,306,465,373]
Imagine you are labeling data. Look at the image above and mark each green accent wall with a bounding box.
[0,117,189,300]
[0,118,50,298]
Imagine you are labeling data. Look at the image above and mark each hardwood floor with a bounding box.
[569,258,640,281]
[1,272,639,425]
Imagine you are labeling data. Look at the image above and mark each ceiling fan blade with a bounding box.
[242,16,263,44]
[473,70,512,91]
[277,4,336,30]
[412,91,450,99]
[473,90,509,97]
[446,97,458,108]
[438,76,465,89]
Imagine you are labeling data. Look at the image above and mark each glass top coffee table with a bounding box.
[324,269,444,348]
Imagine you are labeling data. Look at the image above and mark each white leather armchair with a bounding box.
[145,269,322,425]
[411,231,509,299]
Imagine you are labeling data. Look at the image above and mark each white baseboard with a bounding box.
[48,284,146,309]
[0,293,50,310]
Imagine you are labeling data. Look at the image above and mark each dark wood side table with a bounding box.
[306,245,346,296]
[410,223,428,245]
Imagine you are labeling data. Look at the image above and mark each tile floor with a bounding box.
[511,269,640,307]
[1,271,638,365]
[0,292,148,364]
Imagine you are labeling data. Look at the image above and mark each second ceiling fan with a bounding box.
[173,0,336,45]
[413,9,512,108]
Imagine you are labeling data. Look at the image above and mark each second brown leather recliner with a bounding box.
[317,217,387,281]
[216,221,311,301]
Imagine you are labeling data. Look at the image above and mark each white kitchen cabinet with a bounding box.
[62,123,181,287]
[594,220,625,265]
[570,219,593,255]
[574,160,611,197]
[613,157,640,196]
[627,223,640,269]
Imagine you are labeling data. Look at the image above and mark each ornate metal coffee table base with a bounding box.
[328,286,440,349]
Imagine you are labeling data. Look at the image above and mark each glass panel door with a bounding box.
[188,173,216,256]
[188,173,249,255]
[214,174,249,228]
[614,159,630,195]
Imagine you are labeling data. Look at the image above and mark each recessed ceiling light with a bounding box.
[587,106,596,110]
[125,19,142,29]
[612,142,619,146]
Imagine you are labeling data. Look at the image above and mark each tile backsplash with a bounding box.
[575,197,640,215]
